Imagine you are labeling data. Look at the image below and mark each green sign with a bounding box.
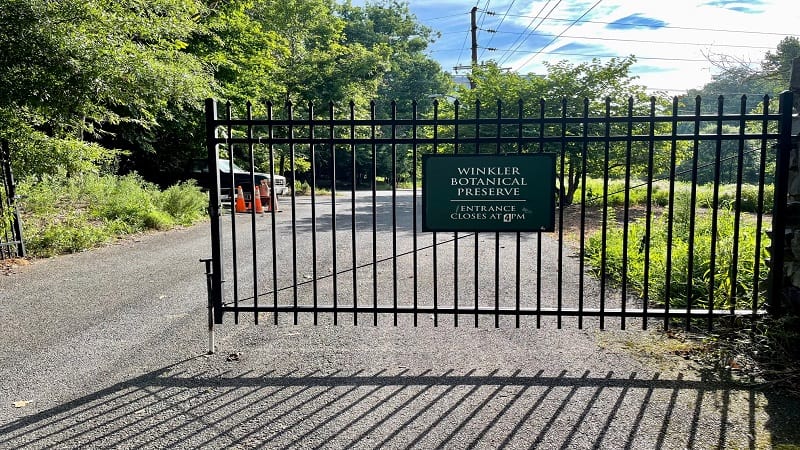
[422,153,556,232]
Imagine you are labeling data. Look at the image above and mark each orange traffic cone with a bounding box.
[268,180,282,212]
[253,185,264,214]
[260,180,271,211]
[272,187,281,212]
[235,186,247,213]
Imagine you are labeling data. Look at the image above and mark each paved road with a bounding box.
[0,193,797,449]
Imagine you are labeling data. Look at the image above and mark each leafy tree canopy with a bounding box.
[0,0,213,178]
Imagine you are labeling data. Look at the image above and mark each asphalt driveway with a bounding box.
[1,193,798,449]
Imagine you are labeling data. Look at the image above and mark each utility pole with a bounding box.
[470,6,478,88]
[453,7,480,89]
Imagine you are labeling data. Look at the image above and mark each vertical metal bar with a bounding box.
[247,102,259,325]
[708,96,725,330]
[557,98,567,329]
[578,98,589,329]
[310,102,319,325]
[350,101,358,326]
[643,97,656,330]
[0,141,10,259]
[771,91,795,313]
[537,99,545,329]
[226,102,240,324]
[204,99,224,325]
[516,99,523,329]
[495,100,502,329]
[665,98,679,330]
[620,97,634,330]
[454,100,461,328]
[267,102,279,325]
[686,96,702,331]
[202,258,215,354]
[330,102,338,326]
[1,141,25,257]
[730,96,746,315]
[412,100,419,327]
[753,96,770,316]
[371,101,378,326]
[391,100,398,327]
[474,99,481,328]
[600,98,611,330]
[433,100,440,327]
[288,102,299,325]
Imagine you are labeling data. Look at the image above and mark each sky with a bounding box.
[349,0,800,93]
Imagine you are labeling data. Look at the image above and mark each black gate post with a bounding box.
[770,91,794,314]
[205,99,225,326]
[1,140,25,258]
[769,58,800,316]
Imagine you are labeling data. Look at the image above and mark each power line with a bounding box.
[477,0,517,62]
[477,0,492,30]
[480,29,776,50]
[455,43,719,62]
[440,29,470,35]
[421,12,470,22]
[483,47,711,63]
[514,0,604,71]
[497,0,564,66]
[454,8,474,69]
[490,12,800,37]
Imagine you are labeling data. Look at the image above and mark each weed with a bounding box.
[17,173,207,257]
[585,188,768,312]
[578,178,773,213]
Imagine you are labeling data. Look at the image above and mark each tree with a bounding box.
[332,1,454,186]
[447,58,670,205]
[698,36,800,105]
[338,0,453,115]
[0,0,213,179]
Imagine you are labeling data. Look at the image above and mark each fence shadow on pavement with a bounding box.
[1,359,797,449]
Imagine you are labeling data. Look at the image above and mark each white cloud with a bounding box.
[415,0,799,92]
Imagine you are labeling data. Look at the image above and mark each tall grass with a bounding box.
[585,188,769,312]
[18,174,207,257]
[577,178,774,213]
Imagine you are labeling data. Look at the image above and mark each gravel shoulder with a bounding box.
[1,196,798,449]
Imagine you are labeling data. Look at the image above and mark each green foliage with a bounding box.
[585,188,769,311]
[26,214,114,258]
[685,36,799,112]
[157,181,208,226]
[339,0,452,115]
[0,0,213,184]
[294,180,311,195]
[762,36,800,86]
[441,58,679,205]
[17,174,207,256]
[0,114,122,180]
[578,178,774,213]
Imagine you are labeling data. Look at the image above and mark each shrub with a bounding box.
[25,214,112,257]
[586,189,769,312]
[578,178,773,213]
[157,181,207,226]
[17,173,208,257]
[294,180,311,195]
[142,210,175,230]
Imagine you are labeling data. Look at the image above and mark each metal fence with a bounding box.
[0,140,25,259]
[204,92,794,332]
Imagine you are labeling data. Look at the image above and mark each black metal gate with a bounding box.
[0,140,25,259]
[203,92,794,332]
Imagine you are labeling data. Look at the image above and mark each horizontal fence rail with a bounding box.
[205,93,793,331]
